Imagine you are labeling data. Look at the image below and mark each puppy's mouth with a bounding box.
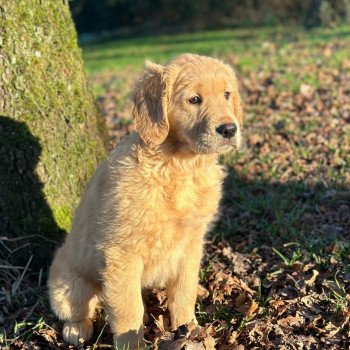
[190,130,242,155]
[216,137,240,153]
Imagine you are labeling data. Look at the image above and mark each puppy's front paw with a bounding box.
[63,319,93,346]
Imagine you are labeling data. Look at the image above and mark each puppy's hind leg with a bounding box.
[48,247,98,346]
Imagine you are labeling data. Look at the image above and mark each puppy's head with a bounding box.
[132,53,243,154]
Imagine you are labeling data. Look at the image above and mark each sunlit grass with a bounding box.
[82,24,350,73]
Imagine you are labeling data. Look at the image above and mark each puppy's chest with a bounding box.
[141,236,189,288]
[161,172,221,221]
[142,171,221,284]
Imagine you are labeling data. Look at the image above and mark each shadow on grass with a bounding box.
[0,117,65,270]
[214,169,350,260]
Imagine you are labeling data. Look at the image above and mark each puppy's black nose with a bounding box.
[216,123,237,138]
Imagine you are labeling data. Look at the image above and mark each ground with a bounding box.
[1,24,350,349]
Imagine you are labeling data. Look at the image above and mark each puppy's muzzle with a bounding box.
[215,123,237,139]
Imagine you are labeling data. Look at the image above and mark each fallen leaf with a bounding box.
[305,269,319,286]
[324,322,340,338]
[203,335,216,350]
[278,314,304,328]
[186,340,206,349]
[300,84,315,99]
[246,300,258,317]
[197,285,210,299]
[228,331,238,344]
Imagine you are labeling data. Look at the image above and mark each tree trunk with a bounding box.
[0,0,107,268]
[304,0,323,28]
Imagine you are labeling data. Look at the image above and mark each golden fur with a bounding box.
[48,53,243,349]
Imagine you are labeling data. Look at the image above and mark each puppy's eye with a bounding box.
[188,96,202,105]
[224,92,230,100]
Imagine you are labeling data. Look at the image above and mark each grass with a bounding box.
[2,23,350,349]
[82,24,350,73]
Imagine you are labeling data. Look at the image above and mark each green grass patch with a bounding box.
[82,24,350,74]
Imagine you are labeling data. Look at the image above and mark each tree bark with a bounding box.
[0,0,107,268]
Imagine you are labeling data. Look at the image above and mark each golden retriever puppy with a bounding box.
[48,53,243,349]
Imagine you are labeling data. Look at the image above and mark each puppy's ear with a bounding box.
[132,61,169,147]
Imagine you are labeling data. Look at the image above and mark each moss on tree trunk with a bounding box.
[0,0,106,267]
